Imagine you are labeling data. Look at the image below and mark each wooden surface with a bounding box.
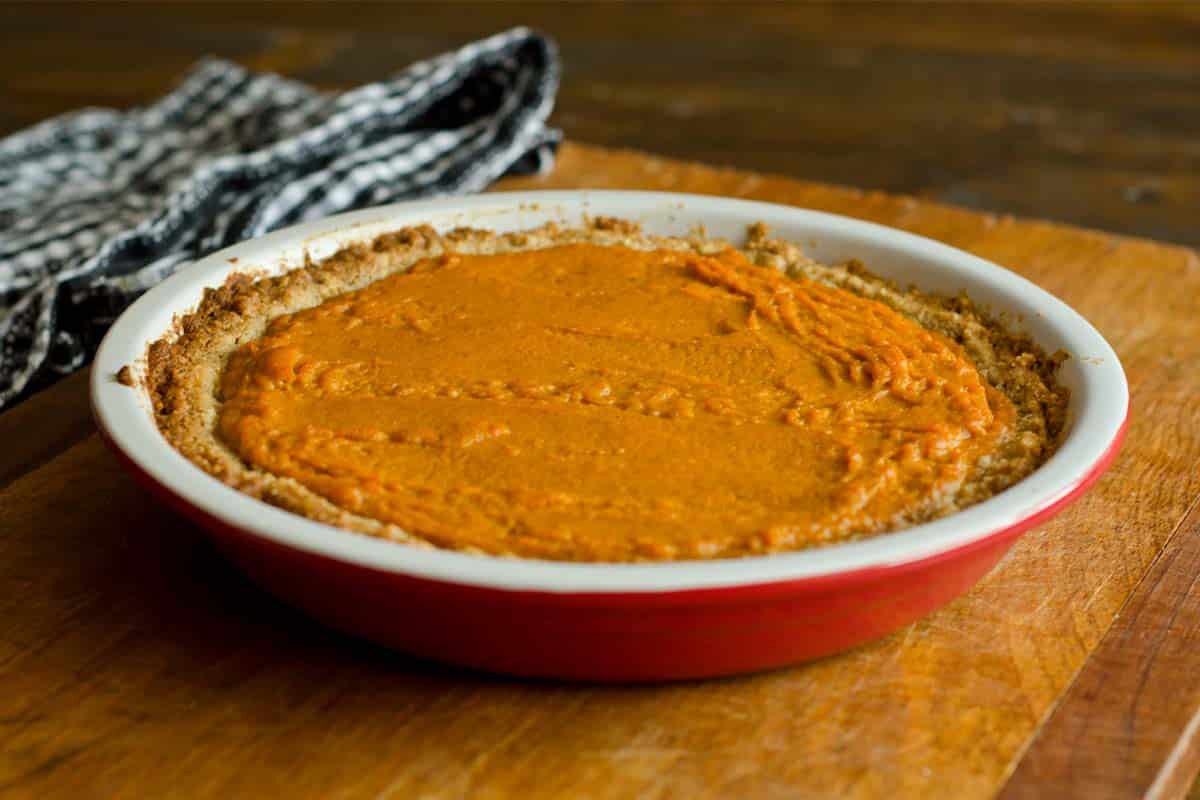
[2,2,1199,248]
[3,3,1200,797]
[1000,500,1200,799]
[1,142,1199,798]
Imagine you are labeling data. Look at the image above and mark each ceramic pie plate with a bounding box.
[91,191,1128,681]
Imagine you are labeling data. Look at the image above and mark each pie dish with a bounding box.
[91,191,1128,680]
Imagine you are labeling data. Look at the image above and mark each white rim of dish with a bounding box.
[92,191,1129,594]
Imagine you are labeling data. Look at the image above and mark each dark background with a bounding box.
[3,1,1198,246]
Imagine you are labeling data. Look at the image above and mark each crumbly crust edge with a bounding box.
[140,217,1070,559]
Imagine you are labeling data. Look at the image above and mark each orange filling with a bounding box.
[217,243,1013,561]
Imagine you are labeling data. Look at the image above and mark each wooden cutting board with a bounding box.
[2,142,1198,799]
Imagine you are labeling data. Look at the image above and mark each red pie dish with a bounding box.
[91,191,1128,681]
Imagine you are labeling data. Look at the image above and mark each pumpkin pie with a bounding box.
[144,219,1068,562]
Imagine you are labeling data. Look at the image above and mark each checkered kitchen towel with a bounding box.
[0,27,560,409]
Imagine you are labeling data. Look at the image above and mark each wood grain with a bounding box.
[0,143,1198,798]
[0,370,93,490]
[1,2,1199,247]
[1000,499,1200,799]
[2,3,1200,794]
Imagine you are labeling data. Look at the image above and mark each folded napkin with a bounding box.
[0,27,560,409]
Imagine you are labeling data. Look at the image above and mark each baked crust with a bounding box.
[143,218,1069,558]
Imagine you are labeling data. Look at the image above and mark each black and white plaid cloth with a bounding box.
[0,27,560,409]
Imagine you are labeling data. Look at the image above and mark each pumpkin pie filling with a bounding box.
[213,242,1018,561]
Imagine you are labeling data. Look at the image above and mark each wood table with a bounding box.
[3,2,1199,249]
[3,4,1200,798]
[2,141,1199,798]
